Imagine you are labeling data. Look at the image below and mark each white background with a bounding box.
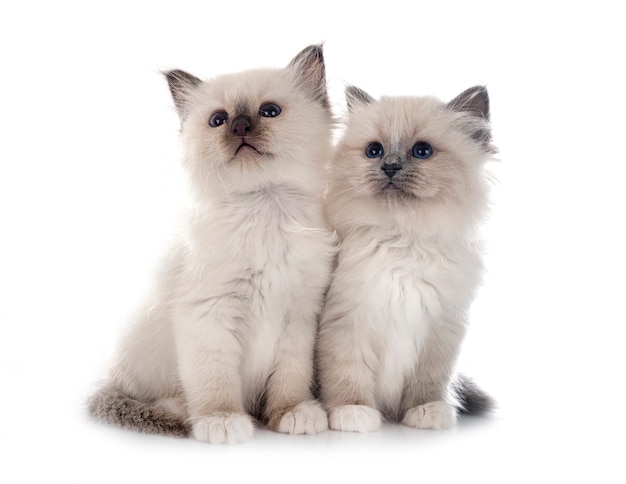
[1,1,625,482]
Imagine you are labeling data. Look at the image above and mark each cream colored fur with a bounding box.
[318,86,496,431]
[88,45,336,444]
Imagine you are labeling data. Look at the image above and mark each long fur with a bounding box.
[88,45,336,444]
[453,374,494,416]
[317,85,496,432]
[87,387,189,437]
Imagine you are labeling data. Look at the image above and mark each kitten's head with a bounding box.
[164,45,332,199]
[327,85,496,237]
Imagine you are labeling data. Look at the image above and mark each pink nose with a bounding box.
[231,115,252,137]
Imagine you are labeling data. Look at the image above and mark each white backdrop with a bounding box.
[2,1,624,482]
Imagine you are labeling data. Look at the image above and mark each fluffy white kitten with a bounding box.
[318,85,496,432]
[88,45,336,444]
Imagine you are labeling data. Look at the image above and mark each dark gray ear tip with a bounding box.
[462,85,490,105]
[163,69,202,121]
[305,44,325,66]
[289,44,325,67]
[306,43,325,55]
[302,43,325,56]
[164,69,202,88]
[472,85,489,95]
[162,69,178,86]
[345,85,375,110]
[345,85,364,101]
[461,85,488,96]
[448,84,491,119]
[162,69,180,81]
[475,85,490,103]
[474,85,490,112]
[288,44,329,109]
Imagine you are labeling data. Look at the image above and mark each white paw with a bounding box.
[329,405,382,432]
[276,400,329,435]
[402,401,457,430]
[191,413,254,444]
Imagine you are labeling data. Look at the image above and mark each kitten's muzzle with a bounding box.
[380,152,408,179]
[380,161,402,180]
[231,114,261,155]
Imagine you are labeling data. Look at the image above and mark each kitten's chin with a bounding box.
[376,179,442,202]
[378,183,418,201]
[229,144,270,163]
[382,182,399,191]
[381,182,404,193]
[235,142,261,156]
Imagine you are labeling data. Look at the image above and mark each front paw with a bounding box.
[402,401,456,430]
[329,404,382,432]
[272,400,328,435]
[191,413,254,444]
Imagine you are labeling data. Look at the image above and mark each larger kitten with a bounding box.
[318,85,496,431]
[88,45,336,443]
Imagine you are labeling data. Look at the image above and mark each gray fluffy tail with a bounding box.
[453,374,495,416]
[87,387,190,438]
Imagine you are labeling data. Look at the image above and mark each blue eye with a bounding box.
[259,103,281,117]
[412,142,433,159]
[365,142,384,158]
[209,111,228,127]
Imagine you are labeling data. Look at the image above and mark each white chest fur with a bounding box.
[183,186,334,407]
[335,230,482,412]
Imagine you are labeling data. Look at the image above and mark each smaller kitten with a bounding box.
[318,85,496,432]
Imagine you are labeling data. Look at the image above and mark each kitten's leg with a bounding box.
[400,318,466,430]
[176,308,254,444]
[317,313,382,433]
[264,313,328,435]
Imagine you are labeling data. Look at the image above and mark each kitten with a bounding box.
[317,85,496,432]
[88,45,336,444]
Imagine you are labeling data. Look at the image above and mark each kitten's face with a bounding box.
[165,45,331,198]
[328,86,495,233]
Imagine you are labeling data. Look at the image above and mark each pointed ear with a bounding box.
[448,86,495,153]
[287,44,329,109]
[447,85,490,120]
[345,85,375,111]
[163,69,202,120]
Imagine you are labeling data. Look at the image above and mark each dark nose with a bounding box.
[382,162,402,179]
[231,115,252,137]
